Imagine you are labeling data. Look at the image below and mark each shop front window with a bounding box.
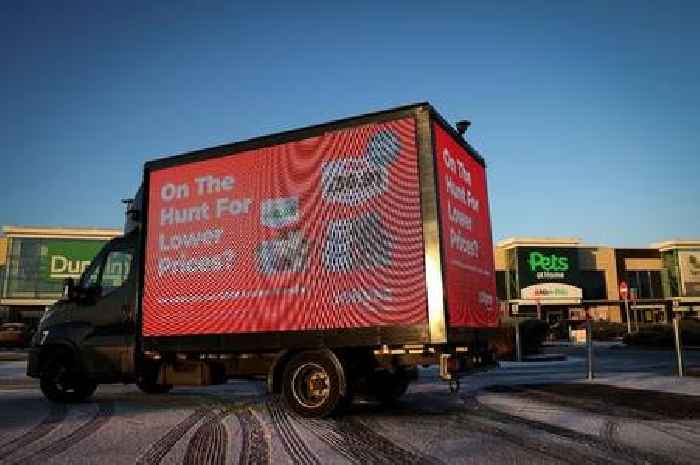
[661,251,680,297]
[623,270,662,299]
[506,248,518,299]
[5,239,46,299]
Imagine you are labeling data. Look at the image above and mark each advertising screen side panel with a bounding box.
[143,117,427,336]
[433,122,497,328]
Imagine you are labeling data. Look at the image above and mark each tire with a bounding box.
[371,369,411,405]
[282,350,346,418]
[136,366,172,394]
[40,352,97,403]
[137,380,173,394]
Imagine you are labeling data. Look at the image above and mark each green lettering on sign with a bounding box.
[42,240,107,280]
[528,252,569,272]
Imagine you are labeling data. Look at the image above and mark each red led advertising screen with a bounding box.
[433,122,497,328]
[143,118,427,336]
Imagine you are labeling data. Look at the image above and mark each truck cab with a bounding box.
[27,231,138,401]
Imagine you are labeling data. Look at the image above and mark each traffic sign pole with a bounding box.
[619,281,631,335]
[587,315,594,380]
[630,288,639,332]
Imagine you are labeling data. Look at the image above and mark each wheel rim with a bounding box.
[291,362,330,409]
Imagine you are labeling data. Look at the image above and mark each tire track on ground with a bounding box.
[457,397,607,465]
[299,411,443,465]
[136,404,218,465]
[644,422,700,449]
[183,408,231,465]
[600,419,694,465]
[136,393,263,465]
[601,420,625,456]
[266,399,320,465]
[9,401,114,465]
[0,403,67,458]
[182,403,271,465]
[493,386,700,451]
[521,387,700,448]
[466,394,691,465]
[237,408,270,465]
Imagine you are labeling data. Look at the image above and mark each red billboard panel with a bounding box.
[433,122,497,328]
[143,118,427,336]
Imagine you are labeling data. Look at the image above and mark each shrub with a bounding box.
[590,321,628,340]
[520,319,550,354]
[549,319,627,341]
[489,318,550,360]
[488,325,515,359]
[623,320,700,348]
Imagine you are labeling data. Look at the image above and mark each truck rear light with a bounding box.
[144,351,161,360]
[440,354,467,380]
[439,354,451,380]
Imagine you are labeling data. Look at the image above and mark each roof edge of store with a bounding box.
[497,237,583,248]
[1,225,123,240]
[651,240,700,251]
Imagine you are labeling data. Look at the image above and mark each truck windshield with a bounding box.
[78,252,103,289]
[101,250,132,295]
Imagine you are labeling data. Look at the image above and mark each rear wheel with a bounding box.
[371,369,412,405]
[136,365,172,394]
[40,352,97,403]
[282,350,346,418]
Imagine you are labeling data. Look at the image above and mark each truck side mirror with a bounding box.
[63,278,76,300]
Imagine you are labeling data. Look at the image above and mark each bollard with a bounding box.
[673,316,685,377]
[515,320,522,362]
[586,319,594,380]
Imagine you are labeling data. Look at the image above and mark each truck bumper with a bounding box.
[26,348,41,378]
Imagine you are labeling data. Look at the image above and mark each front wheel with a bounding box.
[282,350,346,418]
[40,353,97,403]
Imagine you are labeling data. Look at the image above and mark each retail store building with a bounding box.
[495,238,700,323]
[655,241,700,314]
[495,238,618,323]
[0,226,121,326]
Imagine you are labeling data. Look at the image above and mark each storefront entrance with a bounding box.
[630,304,667,324]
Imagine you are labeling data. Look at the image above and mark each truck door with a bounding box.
[72,237,135,380]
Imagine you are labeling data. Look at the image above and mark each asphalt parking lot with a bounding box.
[1,344,699,465]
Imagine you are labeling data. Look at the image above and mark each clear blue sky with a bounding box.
[1,1,698,247]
